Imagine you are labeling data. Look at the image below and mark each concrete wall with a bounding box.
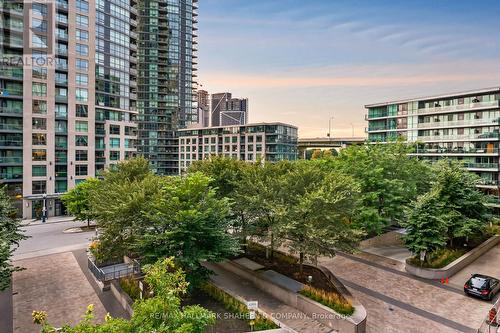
[405,235,500,279]
[359,230,404,249]
[216,261,367,333]
[110,280,134,317]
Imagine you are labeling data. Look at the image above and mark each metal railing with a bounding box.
[477,298,499,333]
[87,257,141,282]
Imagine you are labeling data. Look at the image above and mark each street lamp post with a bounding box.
[42,193,47,223]
[327,116,334,141]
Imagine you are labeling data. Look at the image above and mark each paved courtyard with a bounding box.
[12,252,108,333]
[449,243,500,294]
[320,253,492,333]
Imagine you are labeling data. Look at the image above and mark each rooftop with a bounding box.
[180,122,298,131]
[365,86,500,108]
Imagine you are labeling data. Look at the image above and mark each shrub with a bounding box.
[201,283,278,331]
[119,277,141,300]
[407,248,466,268]
[300,285,354,316]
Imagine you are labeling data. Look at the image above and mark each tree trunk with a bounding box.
[87,218,90,228]
[270,232,274,260]
[299,252,304,277]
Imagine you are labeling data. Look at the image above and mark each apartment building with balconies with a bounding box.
[177,122,298,173]
[0,0,137,219]
[365,87,500,209]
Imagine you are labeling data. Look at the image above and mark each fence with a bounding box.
[88,257,140,282]
[477,298,500,333]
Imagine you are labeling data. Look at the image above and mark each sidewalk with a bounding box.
[205,262,332,333]
[21,215,75,226]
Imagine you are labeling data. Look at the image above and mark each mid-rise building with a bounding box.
[136,0,198,175]
[196,89,209,127]
[177,122,298,173]
[365,87,500,210]
[211,92,248,127]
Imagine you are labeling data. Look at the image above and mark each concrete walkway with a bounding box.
[13,252,108,332]
[205,262,332,333]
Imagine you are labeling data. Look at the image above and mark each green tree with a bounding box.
[61,178,100,227]
[136,173,240,287]
[0,186,27,291]
[430,160,490,246]
[90,158,162,261]
[282,161,362,275]
[188,157,257,252]
[327,141,432,235]
[402,191,449,260]
[34,257,215,333]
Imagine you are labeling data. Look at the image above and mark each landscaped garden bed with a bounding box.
[242,242,354,315]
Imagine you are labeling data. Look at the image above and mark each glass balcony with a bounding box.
[417,132,500,141]
[413,147,499,155]
[417,118,499,129]
[0,67,23,80]
[412,100,500,115]
[0,173,22,179]
[463,163,499,169]
[0,156,22,163]
[0,140,22,147]
[0,123,22,131]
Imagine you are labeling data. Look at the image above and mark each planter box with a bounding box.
[405,235,500,279]
[210,260,367,333]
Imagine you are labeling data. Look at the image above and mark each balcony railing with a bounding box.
[413,148,499,154]
[0,157,22,163]
[417,133,500,141]
[0,140,22,147]
[0,173,22,180]
[412,100,500,115]
[463,163,499,169]
[0,123,22,131]
[417,118,499,129]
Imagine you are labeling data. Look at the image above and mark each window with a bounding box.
[32,149,46,161]
[75,150,88,161]
[32,34,47,48]
[31,18,47,32]
[76,0,89,12]
[76,43,88,56]
[76,14,88,26]
[32,165,46,177]
[76,74,88,86]
[109,125,120,135]
[76,59,88,71]
[76,88,88,102]
[32,82,47,96]
[110,151,120,161]
[55,104,67,118]
[75,164,88,176]
[76,104,88,117]
[76,29,89,42]
[33,100,47,114]
[32,3,47,16]
[76,135,88,146]
[55,72,67,84]
[32,118,46,130]
[32,66,47,79]
[109,138,120,148]
[32,181,46,195]
[75,120,88,132]
[458,128,465,135]
[32,133,46,145]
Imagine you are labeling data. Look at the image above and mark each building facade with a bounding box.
[211,92,248,127]
[177,122,298,173]
[136,0,198,175]
[196,88,209,127]
[365,87,500,209]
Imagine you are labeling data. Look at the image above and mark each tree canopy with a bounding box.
[0,186,27,291]
[61,178,100,227]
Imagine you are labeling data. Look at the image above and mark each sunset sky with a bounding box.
[198,0,500,138]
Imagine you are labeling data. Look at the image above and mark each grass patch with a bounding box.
[201,283,278,331]
[300,285,355,316]
[407,248,466,269]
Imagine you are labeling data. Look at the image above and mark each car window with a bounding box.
[471,277,487,289]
